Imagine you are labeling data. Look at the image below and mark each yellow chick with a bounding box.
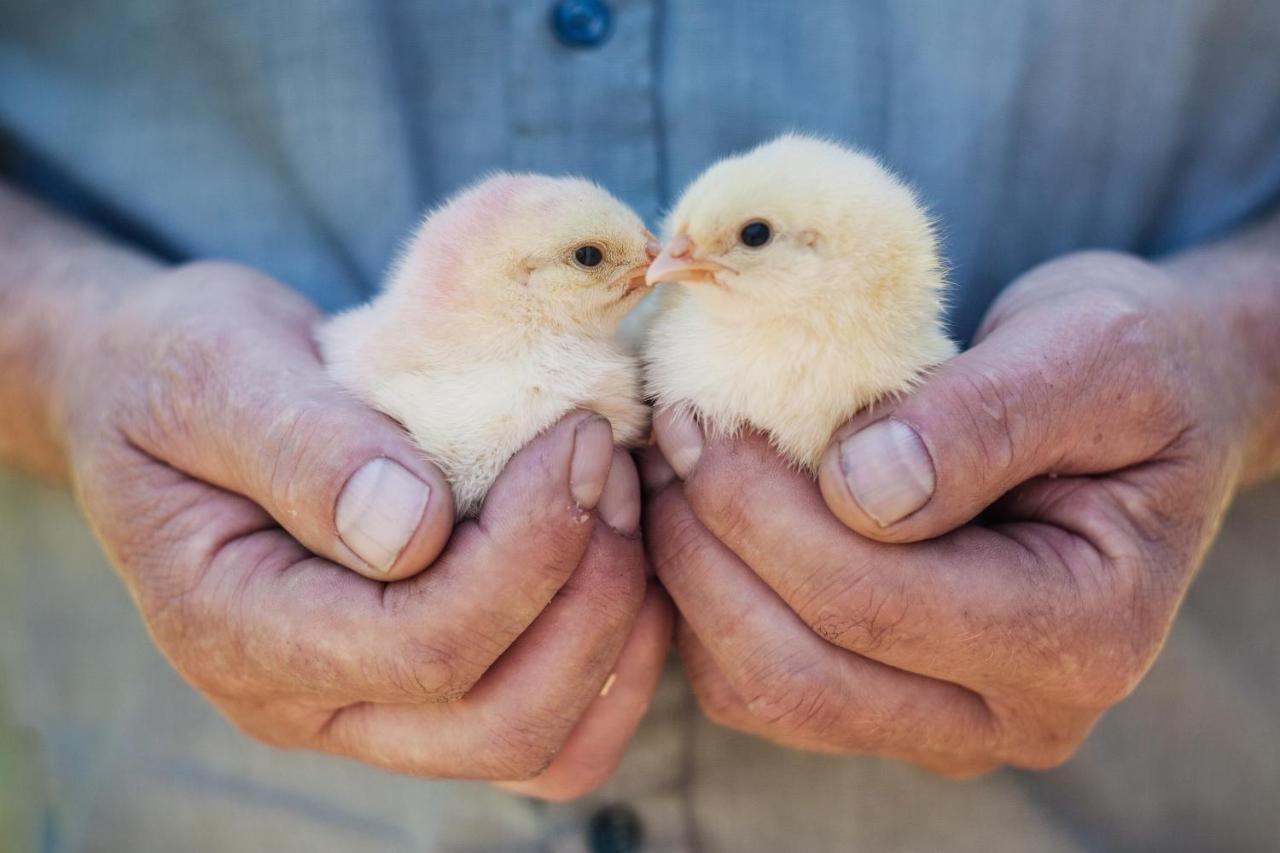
[320,173,658,516]
[644,134,955,471]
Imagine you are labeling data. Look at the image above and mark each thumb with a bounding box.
[817,302,1179,542]
[127,268,457,581]
[175,356,456,581]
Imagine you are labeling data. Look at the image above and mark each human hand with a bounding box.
[646,251,1257,775]
[58,261,671,799]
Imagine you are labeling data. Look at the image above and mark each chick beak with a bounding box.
[646,233,733,287]
[622,267,650,296]
[613,242,660,299]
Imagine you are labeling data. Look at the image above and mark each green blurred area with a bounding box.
[0,475,51,853]
[0,683,49,853]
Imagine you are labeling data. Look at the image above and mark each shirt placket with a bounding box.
[504,0,665,224]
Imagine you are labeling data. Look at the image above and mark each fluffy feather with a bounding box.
[643,134,956,470]
[319,173,655,516]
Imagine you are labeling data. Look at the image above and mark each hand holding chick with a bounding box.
[644,134,955,474]
[321,174,657,517]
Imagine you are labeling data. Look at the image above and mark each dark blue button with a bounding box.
[551,0,613,49]
[586,803,643,853]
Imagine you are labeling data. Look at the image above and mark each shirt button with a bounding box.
[550,0,613,49]
[586,803,644,853]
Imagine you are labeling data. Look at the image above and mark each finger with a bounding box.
[646,483,995,760]
[319,521,648,780]
[637,443,677,497]
[497,586,674,800]
[815,297,1185,543]
[676,619,807,745]
[122,267,454,580]
[597,448,643,537]
[131,413,620,709]
[305,412,620,703]
[678,623,1001,776]
[677,429,1102,691]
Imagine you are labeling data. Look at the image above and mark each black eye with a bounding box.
[574,244,604,267]
[739,220,772,248]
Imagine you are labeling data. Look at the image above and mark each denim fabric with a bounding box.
[2,1,1278,334]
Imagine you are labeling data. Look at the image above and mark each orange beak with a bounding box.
[646,233,735,287]
[616,238,662,298]
[622,267,650,296]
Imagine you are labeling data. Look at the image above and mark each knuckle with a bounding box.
[943,365,1025,478]
[796,571,912,657]
[387,636,475,703]
[108,492,224,617]
[1002,709,1097,771]
[1067,285,1191,438]
[485,711,573,781]
[1051,558,1168,709]
[158,534,302,692]
[690,680,750,732]
[1010,530,1163,711]
[689,473,753,542]
[684,439,769,537]
[740,652,841,739]
[261,401,343,511]
[649,501,717,586]
[140,556,239,680]
[1032,626,1142,710]
[1066,630,1152,709]
[1080,281,1151,332]
[745,678,840,740]
[694,691,741,730]
[380,596,515,702]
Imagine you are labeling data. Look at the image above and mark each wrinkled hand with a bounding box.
[59,261,671,799]
[646,251,1250,776]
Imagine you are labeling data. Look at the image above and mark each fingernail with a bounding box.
[597,449,641,535]
[839,419,935,526]
[655,408,703,479]
[570,416,614,510]
[638,446,677,495]
[335,458,431,573]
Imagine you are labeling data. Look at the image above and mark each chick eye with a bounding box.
[739,220,772,248]
[574,244,604,267]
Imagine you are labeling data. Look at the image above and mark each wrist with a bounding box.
[1161,220,1280,486]
[0,183,163,479]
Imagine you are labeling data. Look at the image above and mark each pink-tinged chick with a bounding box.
[319,173,658,516]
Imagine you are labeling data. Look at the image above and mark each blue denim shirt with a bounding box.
[2,3,1280,852]
[2,1,1279,339]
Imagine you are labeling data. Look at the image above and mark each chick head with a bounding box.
[648,134,944,320]
[391,173,659,336]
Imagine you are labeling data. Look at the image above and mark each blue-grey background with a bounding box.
[2,1,1279,851]
[3,1,1279,336]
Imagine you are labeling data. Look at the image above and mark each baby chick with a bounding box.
[644,134,955,471]
[320,173,657,516]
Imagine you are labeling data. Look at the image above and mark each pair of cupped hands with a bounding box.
[60,246,1249,800]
